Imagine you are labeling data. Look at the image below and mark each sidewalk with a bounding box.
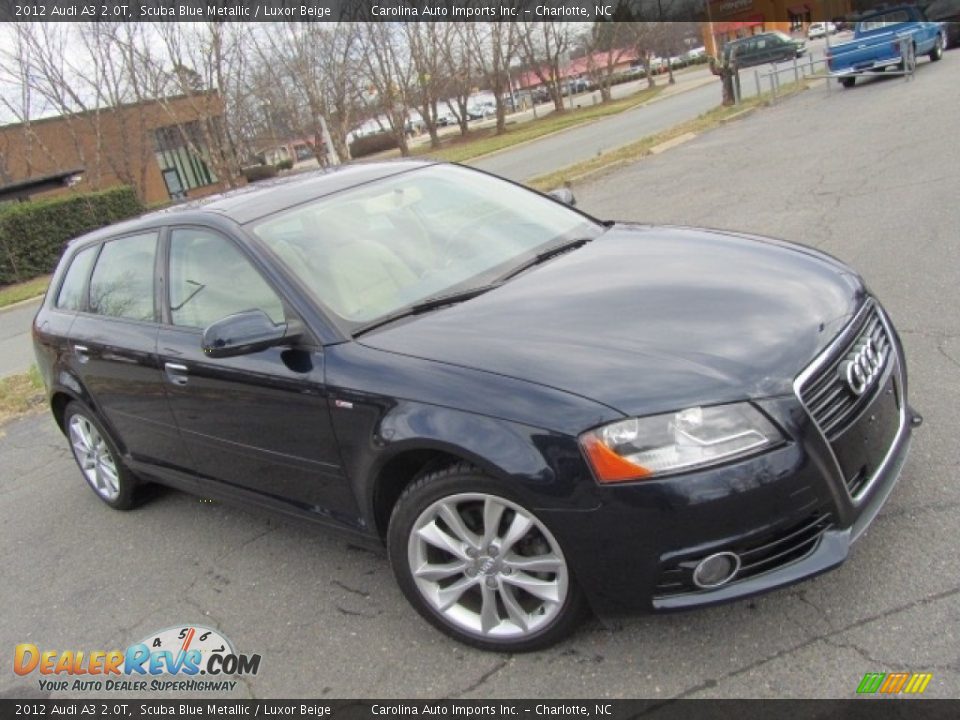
[0,297,40,378]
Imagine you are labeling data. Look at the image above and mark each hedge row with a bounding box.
[241,164,278,183]
[350,132,399,159]
[0,186,144,286]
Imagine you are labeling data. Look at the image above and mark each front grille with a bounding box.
[654,512,833,597]
[798,304,892,440]
[736,512,833,578]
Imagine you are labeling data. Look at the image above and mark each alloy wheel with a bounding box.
[407,493,569,640]
[68,414,121,502]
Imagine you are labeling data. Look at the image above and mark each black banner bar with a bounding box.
[1,700,959,720]
[0,0,878,23]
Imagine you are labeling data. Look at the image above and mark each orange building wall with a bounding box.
[703,0,853,56]
[0,94,232,205]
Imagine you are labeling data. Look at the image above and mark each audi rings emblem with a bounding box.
[839,337,885,396]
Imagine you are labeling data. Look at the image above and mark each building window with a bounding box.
[153,121,217,196]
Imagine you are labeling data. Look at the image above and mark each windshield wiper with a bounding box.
[352,283,500,338]
[497,237,595,283]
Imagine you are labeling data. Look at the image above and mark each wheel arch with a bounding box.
[48,369,111,445]
[360,402,589,541]
[369,441,514,542]
[49,369,94,434]
[50,391,74,433]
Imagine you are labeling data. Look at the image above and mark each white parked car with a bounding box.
[807,22,837,39]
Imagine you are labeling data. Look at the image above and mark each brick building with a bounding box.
[702,0,854,55]
[0,93,238,206]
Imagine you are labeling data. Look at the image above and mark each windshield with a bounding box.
[250,164,601,326]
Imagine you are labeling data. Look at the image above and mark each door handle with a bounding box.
[73,344,90,364]
[164,362,190,386]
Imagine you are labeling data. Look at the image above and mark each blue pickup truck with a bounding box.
[827,5,946,87]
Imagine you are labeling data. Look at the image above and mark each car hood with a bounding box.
[359,225,865,419]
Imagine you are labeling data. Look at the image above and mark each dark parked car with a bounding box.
[722,31,806,68]
[34,161,918,651]
[531,86,551,104]
[923,0,960,47]
[561,77,590,96]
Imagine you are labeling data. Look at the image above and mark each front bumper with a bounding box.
[538,302,916,618]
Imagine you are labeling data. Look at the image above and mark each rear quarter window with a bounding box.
[860,10,911,30]
[88,232,158,322]
[55,245,98,311]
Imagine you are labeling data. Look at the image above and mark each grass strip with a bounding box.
[0,365,45,426]
[0,275,49,309]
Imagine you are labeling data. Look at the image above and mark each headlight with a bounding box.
[580,403,782,483]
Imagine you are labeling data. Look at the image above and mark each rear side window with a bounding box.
[861,11,911,30]
[55,245,98,311]
[89,232,158,322]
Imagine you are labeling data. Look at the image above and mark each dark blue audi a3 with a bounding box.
[33,161,919,650]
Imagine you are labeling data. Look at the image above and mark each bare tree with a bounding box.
[0,25,41,181]
[77,23,161,198]
[151,23,248,188]
[653,22,694,86]
[0,24,124,191]
[518,22,574,114]
[249,22,361,165]
[441,24,480,137]
[581,22,635,103]
[468,22,520,134]
[358,24,415,156]
[625,22,667,90]
[404,24,452,149]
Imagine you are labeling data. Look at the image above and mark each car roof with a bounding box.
[67,159,436,249]
[729,32,781,44]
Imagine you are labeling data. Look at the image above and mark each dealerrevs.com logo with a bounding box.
[14,625,261,693]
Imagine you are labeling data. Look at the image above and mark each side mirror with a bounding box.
[547,188,577,207]
[201,309,295,358]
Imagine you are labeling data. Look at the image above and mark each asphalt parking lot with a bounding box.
[2,52,959,700]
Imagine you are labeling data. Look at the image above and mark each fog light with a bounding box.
[692,551,741,589]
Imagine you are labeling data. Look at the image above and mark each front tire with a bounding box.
[841,77,856,88]
[387,464,587,651]
[64,401,139,510]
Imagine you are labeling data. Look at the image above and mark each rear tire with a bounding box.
[841,77,856,88]
[930,34,944,61]
[64,401,139,510]
[387,463,587,651]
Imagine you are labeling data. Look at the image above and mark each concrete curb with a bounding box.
[649,132,698,155]
[720,107,758,124]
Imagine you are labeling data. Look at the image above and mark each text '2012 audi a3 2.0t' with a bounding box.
[34,161,919,650]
